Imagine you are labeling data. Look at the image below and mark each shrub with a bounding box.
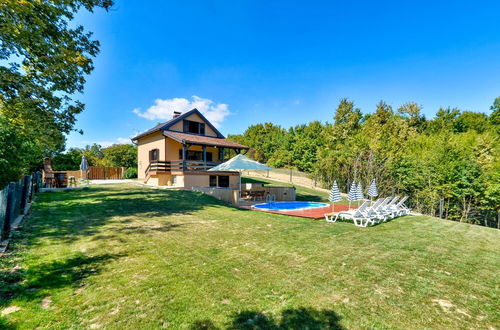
[124,167,137,179]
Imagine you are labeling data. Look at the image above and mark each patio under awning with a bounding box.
[209,154,272,200]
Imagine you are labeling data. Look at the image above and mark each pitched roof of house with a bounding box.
[163,131,249,149]
[131,108,224,141]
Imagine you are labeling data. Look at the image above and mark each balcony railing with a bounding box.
[145,160,221,175]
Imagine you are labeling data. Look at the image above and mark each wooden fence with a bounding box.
[87,167,125,180]
[0,172,42,241]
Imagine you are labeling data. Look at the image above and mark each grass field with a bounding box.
[0,184,499,329]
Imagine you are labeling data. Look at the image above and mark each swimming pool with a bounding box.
[252,201,329,211]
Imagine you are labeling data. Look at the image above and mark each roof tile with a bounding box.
[164,131,249,149]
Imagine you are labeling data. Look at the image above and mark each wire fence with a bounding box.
[0,172,42,241]
[242,168,328,191]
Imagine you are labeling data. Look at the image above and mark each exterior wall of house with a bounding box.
[169,113,218,137]
[165,138,181,160]
[137,131,166,180]
[145,172,239,189]
[182,173,239,190]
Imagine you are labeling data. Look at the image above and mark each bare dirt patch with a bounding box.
[1,306,21,316]
[40,296,52,309]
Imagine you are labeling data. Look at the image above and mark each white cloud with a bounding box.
[116,137,131,144]
[132,95,230,128]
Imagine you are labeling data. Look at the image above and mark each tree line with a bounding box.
[52,143,137,170]
[0,0,113,188]
[228,98,500,228]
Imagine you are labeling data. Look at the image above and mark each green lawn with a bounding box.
[1,184,499,329]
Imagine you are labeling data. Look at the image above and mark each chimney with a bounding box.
[173,111,181,119]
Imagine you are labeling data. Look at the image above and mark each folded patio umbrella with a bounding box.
[80,156,89,179]
[356,182,364,206]
[328,180,343,212]
[347,181,357,210]
[368,179,378,202]
[208,154,272,199]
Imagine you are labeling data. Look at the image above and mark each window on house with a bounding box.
[183,120,206,135]
[179,150,213,161]
[218,176,229,187]
[149,149,159,161]
[209,175,217,187]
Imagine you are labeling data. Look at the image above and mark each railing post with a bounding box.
[182,144,187,171]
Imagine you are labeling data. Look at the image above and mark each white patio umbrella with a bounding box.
[328,180,343,213]
[347,181,357,210]
[79,156,89,180]
[356,182,364,206]
[208,154,272,200]
[368,179,378,202]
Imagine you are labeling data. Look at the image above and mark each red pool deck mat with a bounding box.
[241,203,357,219]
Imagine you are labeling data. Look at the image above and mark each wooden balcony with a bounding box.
[145,160,221,175]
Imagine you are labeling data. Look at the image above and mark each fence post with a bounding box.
[0,186,9,240]
[28,174,34,202]
[33,171,41,193]
[36,172,41,191]
[20,175,30,212]
[2,183,16,240]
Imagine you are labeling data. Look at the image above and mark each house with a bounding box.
[132,108,249,189]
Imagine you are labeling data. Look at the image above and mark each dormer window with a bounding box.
[183,120,205,135]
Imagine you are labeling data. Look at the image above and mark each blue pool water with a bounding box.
[252,201,329,211]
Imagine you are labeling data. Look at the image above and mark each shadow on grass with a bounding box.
[0,185,229,318]
[192,307,344,329]
[0,252,122,308]
[0,317,15,330]
[23,186,226,244]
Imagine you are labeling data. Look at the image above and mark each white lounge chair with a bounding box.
[331,201,373,227]
[365,198,388,224]
[393,196,410,215]
[380,196,400,220]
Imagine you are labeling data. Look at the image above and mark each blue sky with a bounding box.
[67,0,500,148]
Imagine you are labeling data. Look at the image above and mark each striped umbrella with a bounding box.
[356,182,364,205]
[368,179,378,202]
[328,181,343,213]
[347,181,357,209]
